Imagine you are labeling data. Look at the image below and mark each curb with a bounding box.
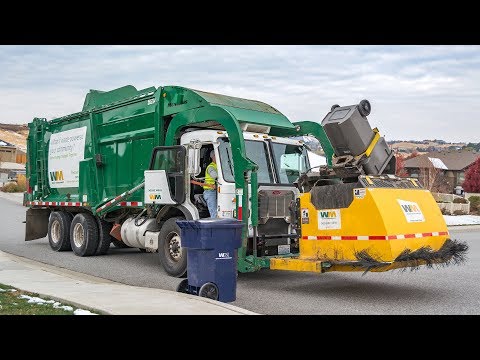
[1,251,258,315]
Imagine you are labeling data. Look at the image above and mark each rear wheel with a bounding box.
[158,217,187,277]
[70,213,99,257]
[96,218,112,255]
[48,211,72,251]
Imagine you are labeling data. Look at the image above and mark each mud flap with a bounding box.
[25,208,51,241]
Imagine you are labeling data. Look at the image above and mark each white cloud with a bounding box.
[0,45,479,142]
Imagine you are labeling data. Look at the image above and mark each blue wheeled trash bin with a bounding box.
[175,218,243,303]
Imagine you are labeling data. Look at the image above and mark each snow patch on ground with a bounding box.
[74,309,97,315]
[444,215,480,226]
[17,294,96,314]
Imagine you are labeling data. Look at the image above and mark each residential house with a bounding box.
[0,139,17,162]
[0,161,26,185]
[404,150,480,192]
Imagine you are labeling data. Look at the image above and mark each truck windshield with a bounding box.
[270,142,309,184]
[218,138,235,182]
[245,140,274,183]
[217,138,275,184]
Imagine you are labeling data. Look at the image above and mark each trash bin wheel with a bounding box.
[199,282,219,300]
[176,279,189,294]
[358,99,371,116]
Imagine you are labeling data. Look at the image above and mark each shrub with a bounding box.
[0,181,26,193]
[453,197,468,204]
[440,207,450,215]
[469,195,480,213]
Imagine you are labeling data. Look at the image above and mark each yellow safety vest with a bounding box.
[204,162,217,190]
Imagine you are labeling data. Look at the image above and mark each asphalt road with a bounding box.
[1,196,479,314]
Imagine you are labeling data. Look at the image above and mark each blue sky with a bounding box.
[1,45,479,142]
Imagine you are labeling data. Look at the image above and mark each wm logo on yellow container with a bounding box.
[319,210,337,218]
[400,204,421,213]
[49,171,64,181]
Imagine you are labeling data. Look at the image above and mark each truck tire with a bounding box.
[96,218,112,255]
[158,217,187,278]
[70,213,99,257]
[48,211,73,252]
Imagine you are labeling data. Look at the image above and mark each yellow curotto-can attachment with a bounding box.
[270,176,468,273]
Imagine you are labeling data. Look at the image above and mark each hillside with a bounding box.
[0,123,475,157]
[0,123,28,152]
[388,140,466,154]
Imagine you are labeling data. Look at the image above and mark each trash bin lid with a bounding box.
[176,218,243,229]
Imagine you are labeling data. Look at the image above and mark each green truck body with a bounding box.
[24,84,335,275]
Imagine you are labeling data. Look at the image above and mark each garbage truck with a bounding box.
[24,85,468,277]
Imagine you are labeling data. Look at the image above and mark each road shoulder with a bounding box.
[0,251,258,315]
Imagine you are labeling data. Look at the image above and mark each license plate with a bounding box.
[278,244,290,255]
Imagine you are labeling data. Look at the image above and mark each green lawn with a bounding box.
[0,283,98,315]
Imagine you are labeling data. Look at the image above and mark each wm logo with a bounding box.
[149,194,161,200]
[401,204,420,213]
[319,211,337,218]
[49,171,64,181]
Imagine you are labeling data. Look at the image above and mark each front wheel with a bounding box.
[158,217,187,278]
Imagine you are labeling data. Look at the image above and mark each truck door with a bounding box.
[147,146,186,204]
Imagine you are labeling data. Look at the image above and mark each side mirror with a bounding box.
[187,142,201,176]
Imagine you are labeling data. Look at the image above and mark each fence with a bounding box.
[433,192,470,215]
[465,192,480,199]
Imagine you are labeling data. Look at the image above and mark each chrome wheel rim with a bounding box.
[51,220,61,244]
[73,223,85,248]
[166,231,182,261]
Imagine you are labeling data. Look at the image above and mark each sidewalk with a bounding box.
[0,191,257,314]
[0,251,257,315]
[0,191,23,203]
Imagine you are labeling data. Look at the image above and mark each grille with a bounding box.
[359,176,421,189]
[258,190,295,224]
